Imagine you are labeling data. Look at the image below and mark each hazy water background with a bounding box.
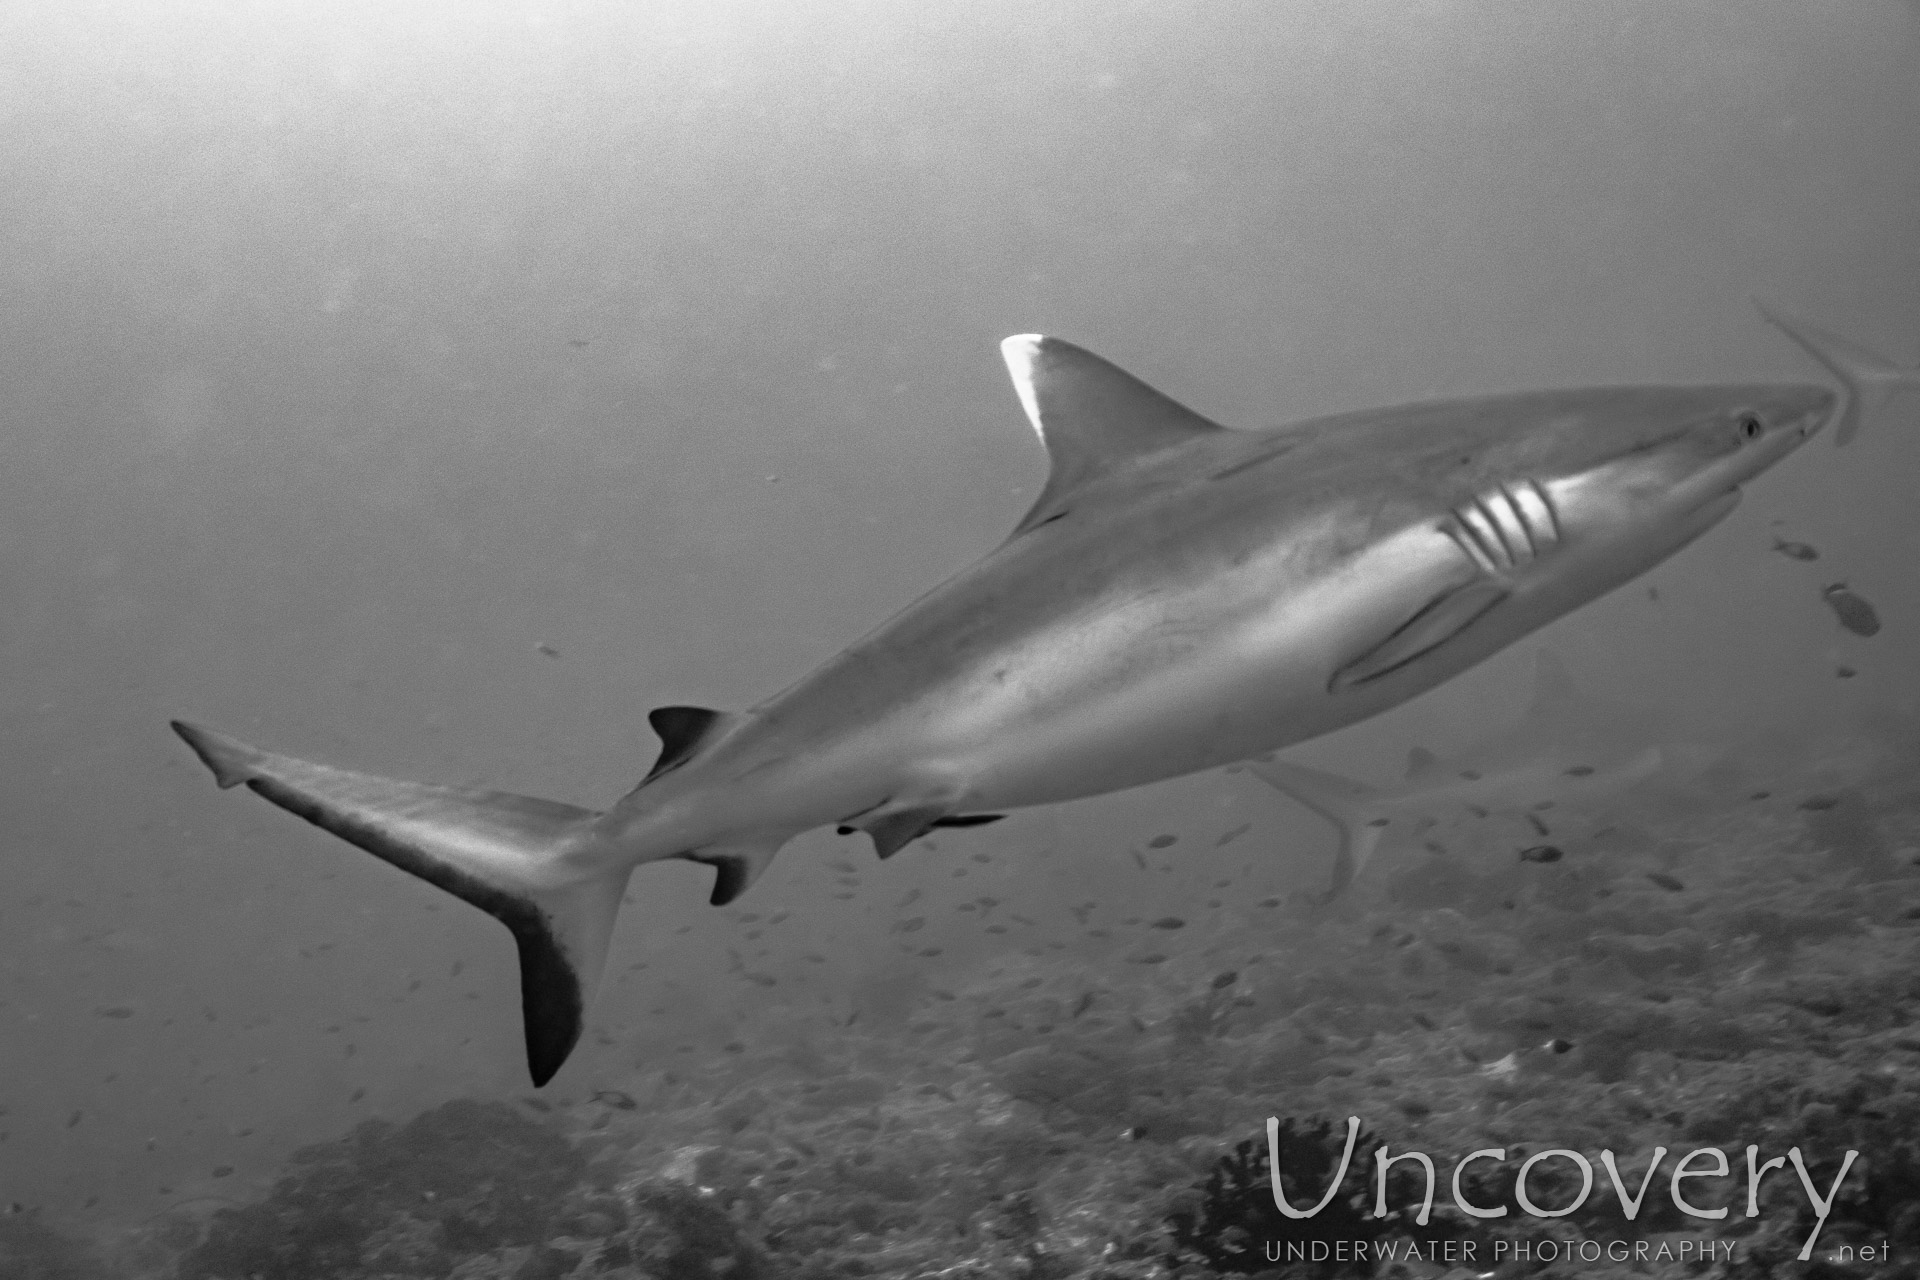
[1,0,1916,1240]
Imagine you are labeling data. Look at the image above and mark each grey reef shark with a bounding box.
[1244,649,1715,901]
[174,302,1912,1085]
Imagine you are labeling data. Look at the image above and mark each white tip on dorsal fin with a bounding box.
[999,334,1225,536]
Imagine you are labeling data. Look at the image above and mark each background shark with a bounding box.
[1757,302,1920,447]
[1245,650,1718,898]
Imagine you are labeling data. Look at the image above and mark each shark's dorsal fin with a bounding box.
[1000,335,1225,536]
[1405,747,1443,782]
[643,706,735,783]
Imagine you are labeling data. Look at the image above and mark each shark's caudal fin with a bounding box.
[1243,757,1391,900]
[1755,300,1920,447]
[171,721,625,1086]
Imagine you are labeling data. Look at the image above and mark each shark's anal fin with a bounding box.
[170,720,622,1088]
[1329,580,1510,693]
[688,841,782,906]
[1244,757,1389,901]
[1000,335,1226,537]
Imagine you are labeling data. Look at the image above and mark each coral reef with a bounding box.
[175,1099,585,1280]
[87,730,1920,1279]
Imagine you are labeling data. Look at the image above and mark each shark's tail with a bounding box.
[171,720,627,1086]
[1243,757,1391,901]
[1755,300,1920,447]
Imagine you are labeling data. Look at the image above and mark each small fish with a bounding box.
[592,1090,638,1110]
[1563,764,1595,777]
[896,917,926,933]
[1214,822,1252,847]
[1771,537,1819,561]
[1150,916,1186,930]
[211,1165,234,1178]
[1211,971,1238,989]
[1546,1038,1575,1054]
[94,1006,136,1019]
[1518,845,1563,864]
[1146,833,1177,849]
[1130,849,1147,870]
[1525,812,1551,837]
[566,338,590,349]
[1822,583,1881,637]
[1646,872,1685,892]
[1799,795,1841,811]
[1835,665,1857,679]
[535,643,561,659]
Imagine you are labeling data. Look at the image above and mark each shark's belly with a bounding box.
[936,523,1474,808]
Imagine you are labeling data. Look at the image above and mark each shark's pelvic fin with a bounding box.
[642,705,738,785]
[1330,580,1510,692]
[1244,757,1390,900]
[1000,334,1225,536]
[861,803,953,859]
[170,720,625,1087]
[1755,300,1920,447]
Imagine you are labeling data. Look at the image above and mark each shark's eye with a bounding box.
[1738,413,1763,441]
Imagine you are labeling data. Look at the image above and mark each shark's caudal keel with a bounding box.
[175,313,1856,1084]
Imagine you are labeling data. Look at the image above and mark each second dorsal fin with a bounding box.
[643,705,735,784]
[1000,335,1225,536]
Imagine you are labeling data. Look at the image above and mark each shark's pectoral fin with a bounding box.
[688,840,783,906]
[1330,580,1511,692]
